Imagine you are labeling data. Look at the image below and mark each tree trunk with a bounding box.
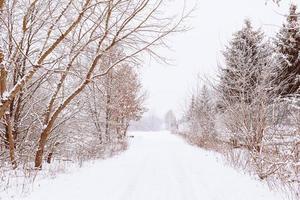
[47,142,59,164]
[0,61,6,94]
[105,71,113,143]
[5,113,17,169]
[34,128,49,169]
[295,142,300,174]
[0,0,4,10]
[122,122,129,139]
[0,61,16,168]
[105,103,110,143]
[105,92,111,143]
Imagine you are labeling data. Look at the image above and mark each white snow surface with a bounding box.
[5,131,285,200]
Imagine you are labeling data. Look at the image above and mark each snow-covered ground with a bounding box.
[2,131,285,200]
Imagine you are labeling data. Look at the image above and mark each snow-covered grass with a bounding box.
[1,160,76,200]
[0,131,286,200]
[0,140,128,200]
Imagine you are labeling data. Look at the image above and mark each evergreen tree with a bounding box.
[195,86,212,118]
[185,85,215,136]
[274,4,300,96]
[219,20,269,106]
[185,95,195,131]
[195,86,215,137]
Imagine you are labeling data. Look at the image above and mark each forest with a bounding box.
[181,3,300,198]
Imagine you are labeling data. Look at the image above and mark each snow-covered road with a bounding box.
[22,131,283,200]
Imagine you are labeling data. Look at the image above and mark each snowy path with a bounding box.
[21,131,283,200]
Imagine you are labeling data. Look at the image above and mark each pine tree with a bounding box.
[186,95,198,133]
[219,20,269,106]
[185,85,215,137]
[195,86,212,119]
[195,85,215,137]
[274,4,300,96]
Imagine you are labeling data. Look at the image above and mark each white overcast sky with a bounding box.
[140,0,293,118]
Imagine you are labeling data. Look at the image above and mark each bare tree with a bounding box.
[0,0,94,119]
[30,0,187,168]
[0,0,188,170]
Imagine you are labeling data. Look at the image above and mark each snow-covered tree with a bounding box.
[184,84,215,143]
[216,20,278,153]
[194,86,215,137]
[219,20,269,107]
[273,4,300,96]
[185,95,198,133]
[0,0,187,169]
